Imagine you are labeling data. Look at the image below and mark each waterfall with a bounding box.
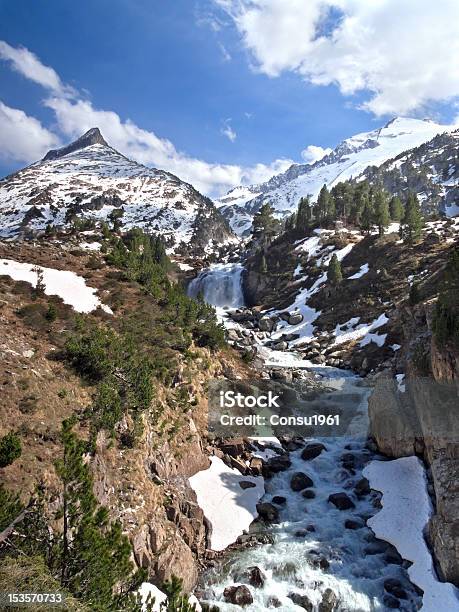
[188,263,245,309]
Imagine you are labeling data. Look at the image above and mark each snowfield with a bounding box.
[0,258,113,314]
[363,457,459,611]
[188,456,264,551]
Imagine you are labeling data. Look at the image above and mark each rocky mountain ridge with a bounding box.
[0,128,235,255]
[218,118,458,234]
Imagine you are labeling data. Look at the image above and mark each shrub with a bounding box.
[0,432,22,468]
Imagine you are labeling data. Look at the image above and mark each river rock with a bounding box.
[384,578,408,599]
[288,312,304,325]
[263,455,291,476]
[301,442,326,460]
[328,492,355,510]
[354,477,371,496]
[302,489,316,499]
[246,566,265,588]
[267,596,282,608]
[272,495,287,505]
[239,480,256,489]
[319,588,339,612]
[383,594,401,609]
[256,502,279,523]
[291,472,314,491]
[288,592,313,611]
[223,585,253,607]
[259,316,276,332]
[272,340,288,351]
[344,518,364,530]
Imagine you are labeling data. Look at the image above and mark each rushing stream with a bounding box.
[190,265,424,611]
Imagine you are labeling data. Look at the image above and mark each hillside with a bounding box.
[218,118,457,234]
[0,128,235,255]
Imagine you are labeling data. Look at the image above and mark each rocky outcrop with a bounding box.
[368,299,459,585]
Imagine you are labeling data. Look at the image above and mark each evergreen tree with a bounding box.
[351,182,369,225]
[401,193,423,244]
[252,203,280,246]
[389,196,404,222]
[331,182,352,221]
[55,420,145,609]
[315,184,331,223]
[284,212,296,233]
[409,283,421,306]
[373,188,390,236]
[327,254,343,285]
[296,197,312,232]
[360,201,373,235]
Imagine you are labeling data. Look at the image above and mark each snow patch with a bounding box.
[348,263,369,280]
[0,258,112,314]
[363,457,459,611]
[189,456,264,551]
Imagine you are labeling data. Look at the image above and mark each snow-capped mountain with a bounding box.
[0,128,234,253]
[218,118,457,234]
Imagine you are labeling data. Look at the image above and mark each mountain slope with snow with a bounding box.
[0,128,235,253]
[218,118,457,234]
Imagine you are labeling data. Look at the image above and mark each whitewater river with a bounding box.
[188,264,457,612]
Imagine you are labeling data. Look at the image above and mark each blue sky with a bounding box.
[0,0,458,196]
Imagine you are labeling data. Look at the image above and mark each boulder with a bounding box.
[383,594,401,609]
[290,472,314,491]
[384,578,408,600]
[263,455,291,476]
[319,588,339,612]
[272,495,287,505]
[272,341,288,351]
[301,443,326,460]
[256,502,279,523]
[239,480,256,490]
[288,592,313,611]
[344,518,364,530]
[259,316,276,332]
[267,596,282,608]
[302,489,315,499]
[328,492,355,510]
[245,566,265,588]
[288,312,304,325]
[354,477,371,496]
[223,585,253,607]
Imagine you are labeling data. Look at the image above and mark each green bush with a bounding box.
[0,432,22,468]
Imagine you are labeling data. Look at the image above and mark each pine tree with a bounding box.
[373,188,390,236]
[327,254,342,285]
[316,184,331,223]
[296,197,312,232]
[252,203,280,246]
[409,283,421,306]
[351,181,369,225]
[389,196,404,222]
[55,419,145,609]
[401,193,423,244]
[360,201,373,235]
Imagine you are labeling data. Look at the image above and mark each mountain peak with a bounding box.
[43,127,109,161]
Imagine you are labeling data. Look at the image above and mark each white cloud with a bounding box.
[301,144,332,164]
[221,118,237,142]
[0,40,74,96]
[0,101,60,163]
[219,42,232,62]
[239,157,294,185]
[214,0,459,116]
[0,41,294,196]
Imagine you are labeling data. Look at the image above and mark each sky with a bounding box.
[0,0,458,197]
